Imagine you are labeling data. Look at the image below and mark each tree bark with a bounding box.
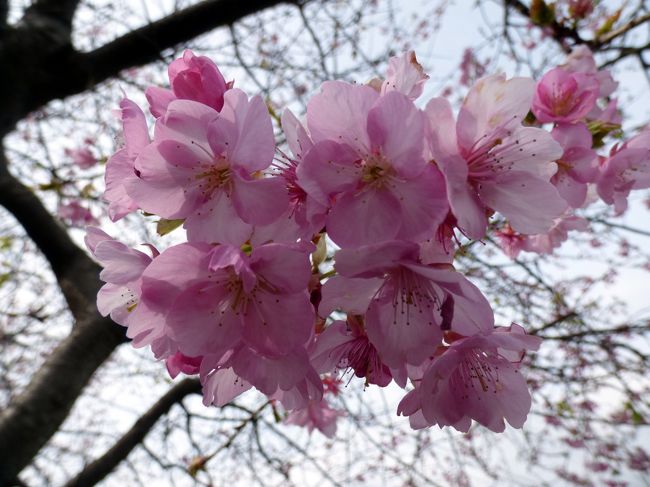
[63,379,201,487]
[0,1,291,484]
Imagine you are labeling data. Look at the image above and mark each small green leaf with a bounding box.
[0,273,12,287]
[156,218,184,236]
[0,237,12,250]
[596,8,622,37]
[530,0,556,27]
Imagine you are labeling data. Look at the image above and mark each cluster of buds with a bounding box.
[87,48,649,436]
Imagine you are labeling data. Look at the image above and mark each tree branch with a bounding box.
[21,0,81,35]
[80,0,288,85]
[63,379,201,487]
[0,313,126,486]
[595,11,650,47]
[0,145,101,318]
[503,0,586,52]
[0,0,8,28]
[0,1,293,481]
[0,142,129,485]
[0,0,291,136]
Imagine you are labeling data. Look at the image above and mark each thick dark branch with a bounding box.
[24,0,80,24]
[0,0,291,136]
[63,379,201,487]
[0,146,101,318]
[0,144,127,486]
[0,313,126,486]
[0,0,8,27]
[0,1,291,481]
[78,0,290,92]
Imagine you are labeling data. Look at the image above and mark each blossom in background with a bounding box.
[58,201,98,226]
[65,146,97,169]
[532,67,599,123]
[285,398,345,438]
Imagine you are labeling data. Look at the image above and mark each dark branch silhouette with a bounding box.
[0,1,292,484]
[63,379,201,487]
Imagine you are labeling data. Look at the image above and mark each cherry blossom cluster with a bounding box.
[87,48,649,437]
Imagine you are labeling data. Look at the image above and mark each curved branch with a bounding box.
[0,0,291,136]
[595,11,650,47]
[63,379,201,487]
[21,0,81,37]
[0,1,293,481]
[503,0,586,51]
[0,313,126,486]
[0,147,101,319]
[79,0,289,85]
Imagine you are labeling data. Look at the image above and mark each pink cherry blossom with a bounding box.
[300,83,448,247]
[568,0,594,19]
[532,67,599,123]
[65,146,97,169]
[127,90,288,244]
[140,241,314,359]
[104,97,150,221]
[494,224,528,259]
[562,45,618,98]
[381,50,429,100]
[58,201,98,226]
[84,227,152,327]
[525,214,589,255]
[310,318,392,387]
[285,398,345,438]
[251,109,327,244]
[166,351,202,378]
[321,241,494,368]
[550,123,599,208]
[597,128,650,214]
[200,346,323,410]
[146,49,229,118]
[426,75,566,239]
[398,324,542,432]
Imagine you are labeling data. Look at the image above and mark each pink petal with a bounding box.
[202,367,252,406]
[333,241,419,278]
[104,150,139,221]
[296,140,360,206]
[221,90,275,171]
[250,242,313,294]
[425,97,458,160]
[307,80,378,153]
[438,155,487,239]
[327,188,401,247]
[480,172,567,235]
[381,50,429,100]
[319,276,383,317]
[281,109,313,159]
[119,98,150,158]
[457,75,534,152]
[184,192,253,245]
[231,173,289,225]
[241,291,314,355]
[391,165,448,242]
[145,86,175,118]
[366,91,426,177]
